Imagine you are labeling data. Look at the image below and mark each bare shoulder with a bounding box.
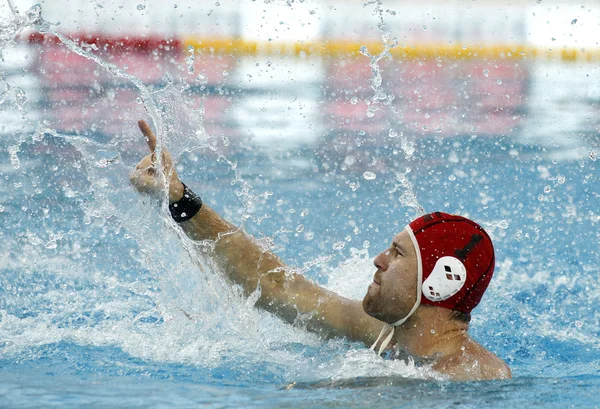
[433,338,512,381]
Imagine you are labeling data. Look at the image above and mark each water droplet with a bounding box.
[482,69,489,77]
[544,185,551,193]
[350,96,358,105]
[14,87,27,109]
[135,97,143,104]
[590,151,597,161]
[494,220,508,229]
[309,9,316,15]
[363,240,370,249]
[388,128,398,138]
[296,224,305,233]
[8,145,20,169]
[186,46,195,74]
[400,137,415,158]
[366,105,378,117]
[363,171,376,181]
[496,79,502,85]
[557,175,566,184]
[333,241,346,250]
[136,4,145,10]
[571,18,577,25]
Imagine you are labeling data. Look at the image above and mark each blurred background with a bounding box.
[2,0,599,146]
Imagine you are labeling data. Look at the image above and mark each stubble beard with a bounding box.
[362,285,386,320]
[363,284,415,324]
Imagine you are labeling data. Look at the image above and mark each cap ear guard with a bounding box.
[422,256,467,302]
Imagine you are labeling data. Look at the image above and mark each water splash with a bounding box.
[363,171,377,180]
[20,4,168,170]
[391,171,425,216]
[0,0,31,51]
[185,45,195,74]
[360,0,398,118]
[0,4,353,384]
[399,135,415,159]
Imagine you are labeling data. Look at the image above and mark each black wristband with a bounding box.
[169,183,203,223]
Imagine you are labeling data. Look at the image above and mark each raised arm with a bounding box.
[130,120,383,345]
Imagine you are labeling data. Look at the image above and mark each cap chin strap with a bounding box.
[369,225,423,356]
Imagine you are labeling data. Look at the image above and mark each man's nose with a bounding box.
[374,251,389,271]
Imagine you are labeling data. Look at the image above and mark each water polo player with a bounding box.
[130,120,511,381]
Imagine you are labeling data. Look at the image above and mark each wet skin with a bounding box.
[363,229,419,324]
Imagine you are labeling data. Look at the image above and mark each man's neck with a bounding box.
[393,307,469,358]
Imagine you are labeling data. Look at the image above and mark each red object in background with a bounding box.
[25,32,528,142]
[27,33,237,138]
[29,33,181,85]
[28,33,181,52]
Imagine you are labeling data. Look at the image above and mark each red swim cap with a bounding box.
[407,212,495,314]
[371,212,495,354]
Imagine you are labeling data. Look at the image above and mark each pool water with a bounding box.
[1,7,600,409]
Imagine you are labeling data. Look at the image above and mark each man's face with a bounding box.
[362,229,419,324]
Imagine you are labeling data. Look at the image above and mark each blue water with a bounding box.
[1,24,600,409]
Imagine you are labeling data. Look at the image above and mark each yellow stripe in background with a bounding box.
[184,37,599,62]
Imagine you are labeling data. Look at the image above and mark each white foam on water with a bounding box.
[322,247,374,300]
[0,152,438,380]
[0,246,441,381]
[483,257,600,356]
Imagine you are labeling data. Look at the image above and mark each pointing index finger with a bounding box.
[138,119,157,153]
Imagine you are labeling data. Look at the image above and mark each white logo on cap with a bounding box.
[422,256,467,302]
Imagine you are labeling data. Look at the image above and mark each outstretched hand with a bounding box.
[130,120,184,203]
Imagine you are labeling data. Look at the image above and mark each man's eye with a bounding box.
[394,246,403,257]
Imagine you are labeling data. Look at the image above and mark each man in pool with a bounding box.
[130,120,511,381]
